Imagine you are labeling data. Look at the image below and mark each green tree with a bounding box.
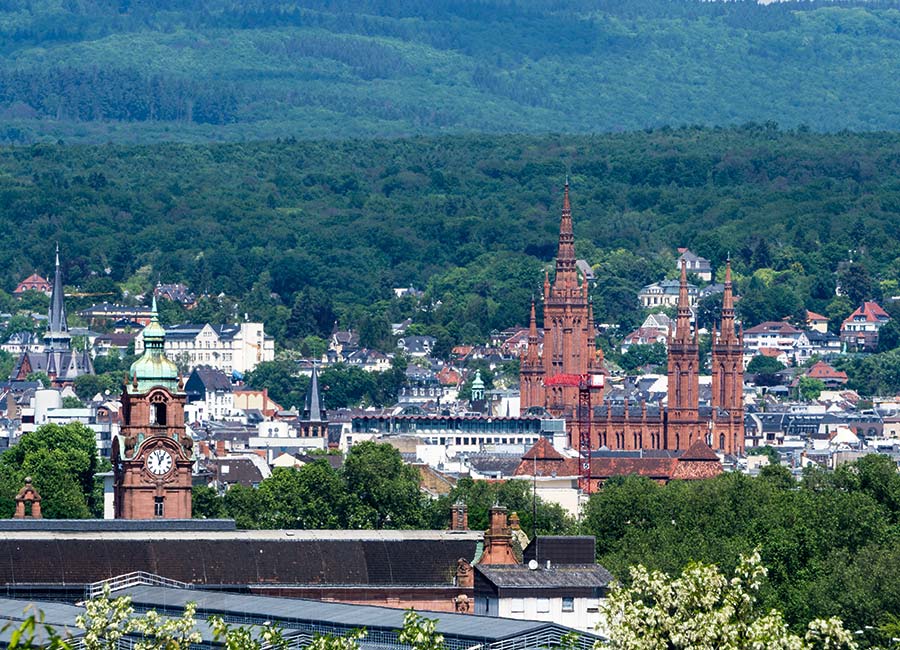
[62,395,84,408]
[192,485,225,519]
[746,355,785,375]
[0,422,98,518]
[342,442,423,528]
[256,462,348,529]
[798,376,825,401]
[26,371,50,388]
[619,342,667,373]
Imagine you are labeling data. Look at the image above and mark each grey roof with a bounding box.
[0,518,235,532]
[48,246,68,337]
[303,364,325,423]
[186,365,233,395]
[0,597,83,644]
[467,453,523,477]
[120,585,598,646]
[164,323,243,341]
[476,564,612,589]
[524,536,596,565]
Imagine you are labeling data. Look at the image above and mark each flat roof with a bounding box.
[121,585,599,647]
[0,528,482,542]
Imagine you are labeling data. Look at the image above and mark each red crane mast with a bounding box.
[543,372,604,494]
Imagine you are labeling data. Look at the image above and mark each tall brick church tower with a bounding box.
[665,261,701,450]
[711,260,745,454]
[112,298,193,519]
[520,182,599,416]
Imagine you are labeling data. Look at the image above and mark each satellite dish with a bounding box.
[528,559,539,571]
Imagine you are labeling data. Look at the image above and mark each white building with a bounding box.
[135,322,274,375]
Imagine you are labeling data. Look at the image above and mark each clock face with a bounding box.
[146,449,173,476]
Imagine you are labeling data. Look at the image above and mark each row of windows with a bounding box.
[508,597,580,613]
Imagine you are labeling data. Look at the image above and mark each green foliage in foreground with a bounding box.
[0,422,100,518]
[582,455,900,635]
[195,441,574,534]
[5,1,900,143]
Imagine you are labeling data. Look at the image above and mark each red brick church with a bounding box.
[520,183,744,456]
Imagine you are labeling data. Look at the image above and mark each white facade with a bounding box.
[478,593,605,634]
[136,322,274,374]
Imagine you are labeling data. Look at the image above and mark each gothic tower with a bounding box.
[519,298,545,410]
[112,298,193,519]
[299,364,328,438]
[711,260,745,455]
[538,182,596,416]
[665,260,700,449]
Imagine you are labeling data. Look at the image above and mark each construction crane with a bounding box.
[543,372,605,494]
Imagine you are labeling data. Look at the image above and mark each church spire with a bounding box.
[525,298,540,365]
[554,180,577,290]
[304,363,325,423]
[675,260,693,342]
[44,243,71,352]
[719,258,737,344]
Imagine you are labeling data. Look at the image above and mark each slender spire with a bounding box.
[675,259,693,343]
[720,258,737,344]
[45,244,70,352]
[304,363,325,423]
[554,180,577,290]
[525,298,541,365]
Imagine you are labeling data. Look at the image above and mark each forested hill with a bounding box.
[4,0,900,143]
[2,127,900,354]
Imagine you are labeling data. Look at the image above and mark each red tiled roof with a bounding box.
[806,361,848,381]
[843,301,891,325]
[757,347,784,358]
[679,437,720,461]
[806,310,828,322]
[623,327,668,343]
[522,438,566,461]
[744,321,802,335]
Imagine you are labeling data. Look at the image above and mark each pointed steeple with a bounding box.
[525,298,541,365]
[675,259,693,343]
[719,258,737,344]
[304,363,325,423]
[554,180,577,290]
[45,244,70,351]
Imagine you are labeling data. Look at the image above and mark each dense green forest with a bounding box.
[3,0,900,143]
[2,128,900,357]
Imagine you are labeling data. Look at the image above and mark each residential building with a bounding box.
[154,283,196,308]
[742,321,809,364]
[135,322,274,375]
[397,335,436,357]
[475,533,611,633]
[1,332,43,356]
[13,272,52,296]
[78,303,154,328]
[620,327,668,354]
[677,248,713,282]
[805,361,848,388]
[841,301,891,351]
[639,279,698,309]
[806,310,829,333]
[184,366,236,422]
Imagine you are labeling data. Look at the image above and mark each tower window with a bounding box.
[151,403,167,426]
[154,497,164,517]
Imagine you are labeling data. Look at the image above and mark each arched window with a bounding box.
[719,433,726,450]
[150,402,167,426]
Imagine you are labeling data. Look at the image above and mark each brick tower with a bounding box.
[665,261,701,450]
[521,182,597,417]
[711,260,745,455]
[519,299,545,410]
[112,298,193,519]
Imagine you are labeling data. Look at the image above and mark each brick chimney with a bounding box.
[450,499,468,530]
[14,477,41,519]
[478,503,517,565]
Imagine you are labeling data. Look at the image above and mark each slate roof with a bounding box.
[475,564,612,589]
[744,321,803,335]
[0,530,482,588]
[186,366,233,396]
[523,536,596,565]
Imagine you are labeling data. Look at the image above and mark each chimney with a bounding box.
[450,499,468,531]
[478,503,517,565]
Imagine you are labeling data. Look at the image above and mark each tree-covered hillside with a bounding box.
[1,127,900,359]
[3,0,900,143]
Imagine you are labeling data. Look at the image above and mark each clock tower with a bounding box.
[112,298,193,519]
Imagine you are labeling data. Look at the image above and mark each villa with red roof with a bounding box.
[841,301,891,351]
[13,272,52,296]
[805,360,848,388]
[806,310,829,334]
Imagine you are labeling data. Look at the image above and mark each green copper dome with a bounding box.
[128,296,180,393]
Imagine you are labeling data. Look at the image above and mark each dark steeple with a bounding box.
[303,364,326,423]
[45,244,71,351]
